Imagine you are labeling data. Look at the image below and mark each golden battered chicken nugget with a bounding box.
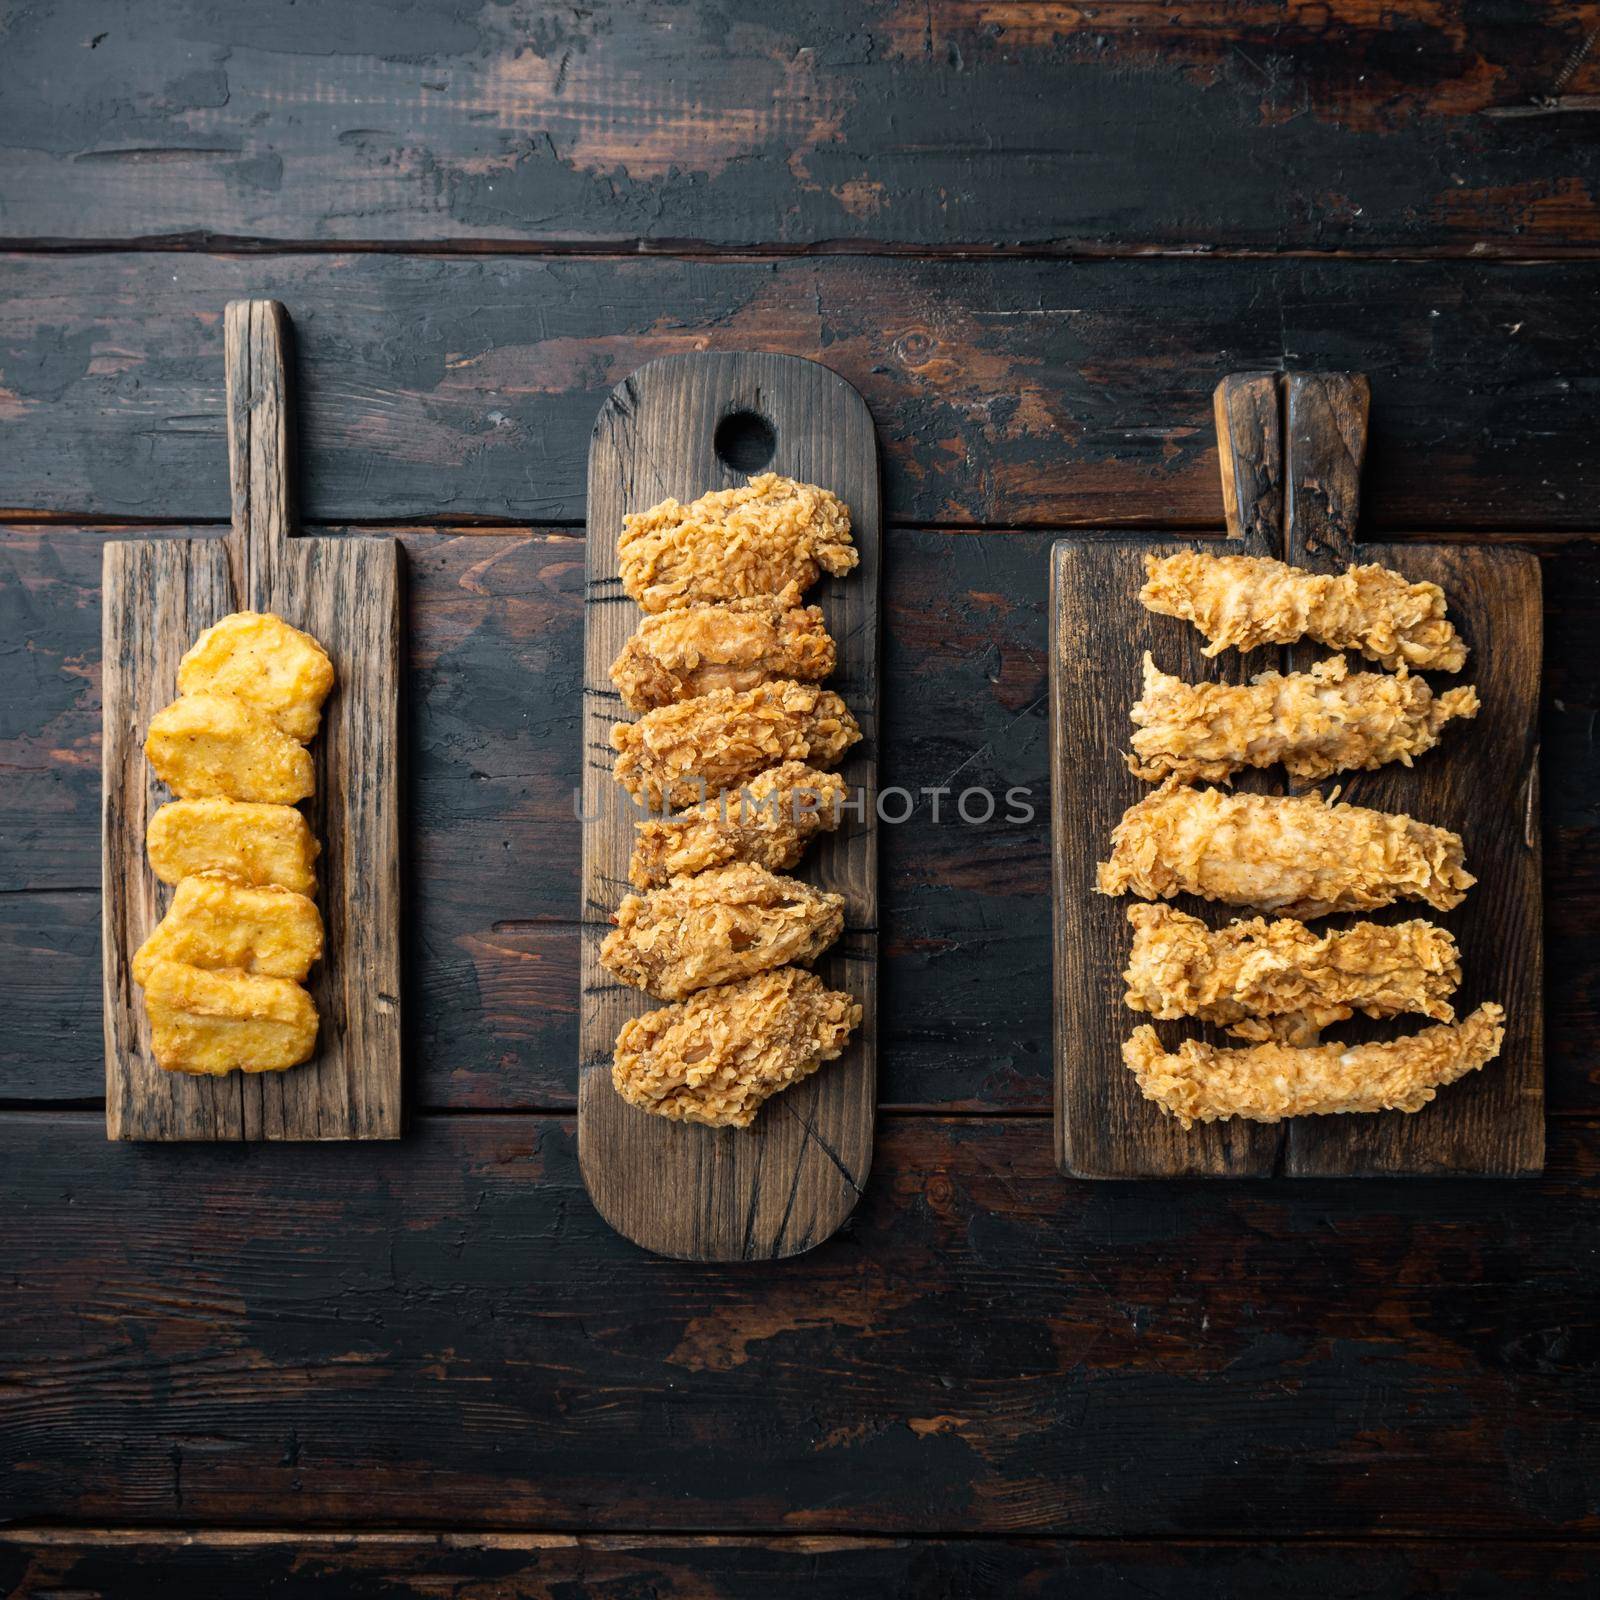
[179,610,335,741]
[133,872,323,985]
[618,473,858,612]
[142,959,318,1076]
[613,966,861,1129]
[147,800,319,894]
[146,691,314,804]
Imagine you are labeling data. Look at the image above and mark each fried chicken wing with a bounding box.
[1129,653,1480,784]
[142,959,319,1076]
[609,584,836,711]
[178,610,335,741]
[146,799,319,894]
[600,862,844,1000]
[133,872,323,985]
[618,473,858,612]
[146,691,314,804]
[1123,1002,1505,1127]
[1123,903,1461,1045]
[629,762,848,889]
[1140,551,1468,671]
[1096,778,1473,919]
[612,967,861,1129]
[612,680,861,812]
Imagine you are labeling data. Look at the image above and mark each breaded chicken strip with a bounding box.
[147,799,319,894]
[133,872,324,985]
[179,611,335,741]
[610,584,836,711]
[1096,778,1473,919]
[612,680,861,813]
[146,691,314,804]
[613,966,861,1129]
[629,762,848,889]
[143,959,319,1076]
[600,862,844,1000]
[1122,903,1461,1045]
[1140,551,1467,671]
[618,473,858,612]
[1129,653,1480,784]
[1123,1002,1505,1127]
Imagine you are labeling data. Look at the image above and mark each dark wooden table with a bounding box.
[3,5,1598,1595]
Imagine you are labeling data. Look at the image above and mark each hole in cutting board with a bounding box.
[714,410,776,473]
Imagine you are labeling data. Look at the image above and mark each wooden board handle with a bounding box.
[225,299,295,610]
[1213,370,1369,565]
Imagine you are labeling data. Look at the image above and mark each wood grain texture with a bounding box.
[8,253,1600,531]
[580,353,879,1259]
[101,301,402,1140]
[3,2,1599,254]
[1053,373,1542,1177]
[3,1110,1598,1534]
[6,1532,1600,1600]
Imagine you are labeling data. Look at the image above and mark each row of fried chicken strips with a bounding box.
[1096,550,1505,1128]
[599,474,865,1130]
[135,614,334,1075]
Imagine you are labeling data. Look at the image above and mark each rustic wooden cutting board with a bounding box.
[580,352,879,1259]
[1051,373,1543,1178]
[102,300,402,1141]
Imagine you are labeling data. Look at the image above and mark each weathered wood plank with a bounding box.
[5,529,1597,1113]
[5,1532,1600,1599]
[3,2,1599,253]
[2,1111,1597,1533]
[6,254,1600,529]
[580,353,879,1259]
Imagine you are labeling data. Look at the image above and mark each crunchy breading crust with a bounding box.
[146,799,320,894]
[1140,551,1468,672]
[178,610,335,741]
[613,967,861,1129]
[1122,903,1461,1045]
[1096,778,1473,919]
[1129,652,1480,784]
[609,584,836,711]
[132,871,324,985]
[612,680,861,813]
[142,959,320,1076]
[145,690,314,804]
[600,863,845,1000]
[1123,1002,1505,1127]
[629,762,848,889]
[618,472,859,613]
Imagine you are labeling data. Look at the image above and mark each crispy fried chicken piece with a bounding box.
[133,872,324,985]
[1096,778,1473,919]
[618,473,858,612]
[1140,551,1467,671]
[147,799,319,894]
[178,611,335,741]
[1122,903,1461,1045]
[629,762,848,889]
[142,959,319,1076]
[612,680,861,813]
[609,583,836,711]
[1129,653,1480,784]
[612,966,861,1129]
[600,862,844,1000]
[145,691,314,803]
[1123,1002,1505,1127]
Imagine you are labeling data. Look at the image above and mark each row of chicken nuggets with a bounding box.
[136,612,334,1075]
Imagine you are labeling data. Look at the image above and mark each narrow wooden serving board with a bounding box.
[580,352,879,1259]
[102,301,402,1141]
[1051,374,1543,1178]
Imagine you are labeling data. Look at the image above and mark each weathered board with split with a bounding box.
[580,352,879,1259]
[1051,373,1543,1178]
[102,300,402,1141]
